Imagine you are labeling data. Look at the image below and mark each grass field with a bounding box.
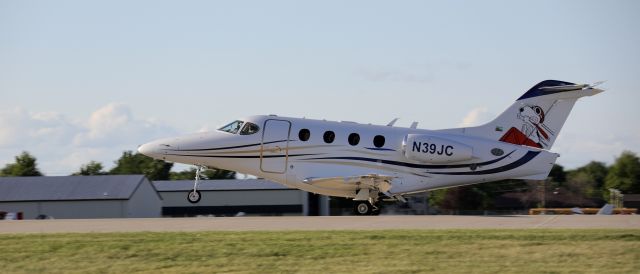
[1,229,639,273]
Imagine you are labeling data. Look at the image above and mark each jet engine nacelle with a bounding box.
[402,134,473,163]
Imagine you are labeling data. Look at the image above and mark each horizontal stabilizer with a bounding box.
[539,84,588,92]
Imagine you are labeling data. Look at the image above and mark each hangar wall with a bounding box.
[1,176,329,219]
[154,180,328,216]
[160,190,304,207]
[125,179,163,218]
[0,200,126,219]
[0,175,162,219]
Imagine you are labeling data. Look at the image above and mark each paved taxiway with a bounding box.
[1,215,638,233]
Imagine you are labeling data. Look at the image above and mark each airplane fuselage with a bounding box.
[139,115,557,198]
[138,80,602,214]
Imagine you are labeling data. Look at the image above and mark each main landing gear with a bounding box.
[353,200,380,215]
[187,166,205,204]
[352,188,382,215]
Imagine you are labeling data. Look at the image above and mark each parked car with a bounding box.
[4,212,16,220]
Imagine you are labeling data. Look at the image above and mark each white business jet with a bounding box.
[139,80,603,215]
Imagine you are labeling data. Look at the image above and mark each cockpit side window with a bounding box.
[240,122,260,135]
[218,120,244,134]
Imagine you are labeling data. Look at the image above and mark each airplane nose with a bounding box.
[137,143,150,155]
[137,143,153,156]
[138,142,163,159]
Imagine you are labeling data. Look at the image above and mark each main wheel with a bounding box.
[187,190,202,203]
[354,201,373,215]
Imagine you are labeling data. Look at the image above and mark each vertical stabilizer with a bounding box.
[449,80,603,150]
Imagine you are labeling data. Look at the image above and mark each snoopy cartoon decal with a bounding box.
[499,105,555,149]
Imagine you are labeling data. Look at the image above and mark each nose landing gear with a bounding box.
[187,166,205,204]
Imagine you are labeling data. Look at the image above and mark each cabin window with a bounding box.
[348,133,360,146]
[373,135,385,148]
[218,120,244,134]
[299,129,311,141]
[323,131,335,143]
[239,122,260,135]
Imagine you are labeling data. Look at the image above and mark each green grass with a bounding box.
[1,230,639,273]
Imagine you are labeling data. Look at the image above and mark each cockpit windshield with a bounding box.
[218,120,244,134]
[240,122,260,135]
[218,120,260,135]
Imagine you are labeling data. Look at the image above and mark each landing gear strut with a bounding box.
[187,166,205,204]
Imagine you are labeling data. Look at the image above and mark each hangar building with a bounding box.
[0,175,162,219]
[153,179,329,216]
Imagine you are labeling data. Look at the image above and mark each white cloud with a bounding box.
[0,108,79,147]
[0,103,178,175]
[458,107,493,127]
[73,103,175,147]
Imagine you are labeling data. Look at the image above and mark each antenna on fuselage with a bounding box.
[386,118,399,127]
[410,122,418,129]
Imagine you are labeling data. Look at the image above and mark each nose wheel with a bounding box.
[187,190,202,203]
[187,166,205,204]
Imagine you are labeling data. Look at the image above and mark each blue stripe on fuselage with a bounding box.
[168,139,290,152]
[299,150,515,170]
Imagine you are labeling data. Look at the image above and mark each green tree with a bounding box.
[109,151,173,180]
[565,161,608,201]
[428,179,530,212]
[549,164,566,183]
[428,189,448,209]
[0,151,43,177]
[575,161,609,186]
[73,161,107,176]
[604,151,640,197]
[169,167,235,180]
[561,172,601,207]
[434,186,491,211]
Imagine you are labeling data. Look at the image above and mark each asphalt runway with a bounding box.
[1,215,638,234]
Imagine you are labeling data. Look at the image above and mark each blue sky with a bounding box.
[1,0,639,175]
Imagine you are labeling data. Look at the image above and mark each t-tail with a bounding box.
[452,80,604,150]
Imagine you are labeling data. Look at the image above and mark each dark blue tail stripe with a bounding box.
[518,80,576,100]
[427,151,540,175]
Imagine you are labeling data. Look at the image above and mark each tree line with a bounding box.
[0,151,235,180]
[429,151,640,211]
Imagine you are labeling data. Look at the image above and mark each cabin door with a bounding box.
[260,119,291,173]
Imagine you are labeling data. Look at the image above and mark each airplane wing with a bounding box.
[303,174,405,202]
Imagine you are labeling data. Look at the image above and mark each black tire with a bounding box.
[187,190,202,204]
[353,201,372,215]
[371,206,381,216]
